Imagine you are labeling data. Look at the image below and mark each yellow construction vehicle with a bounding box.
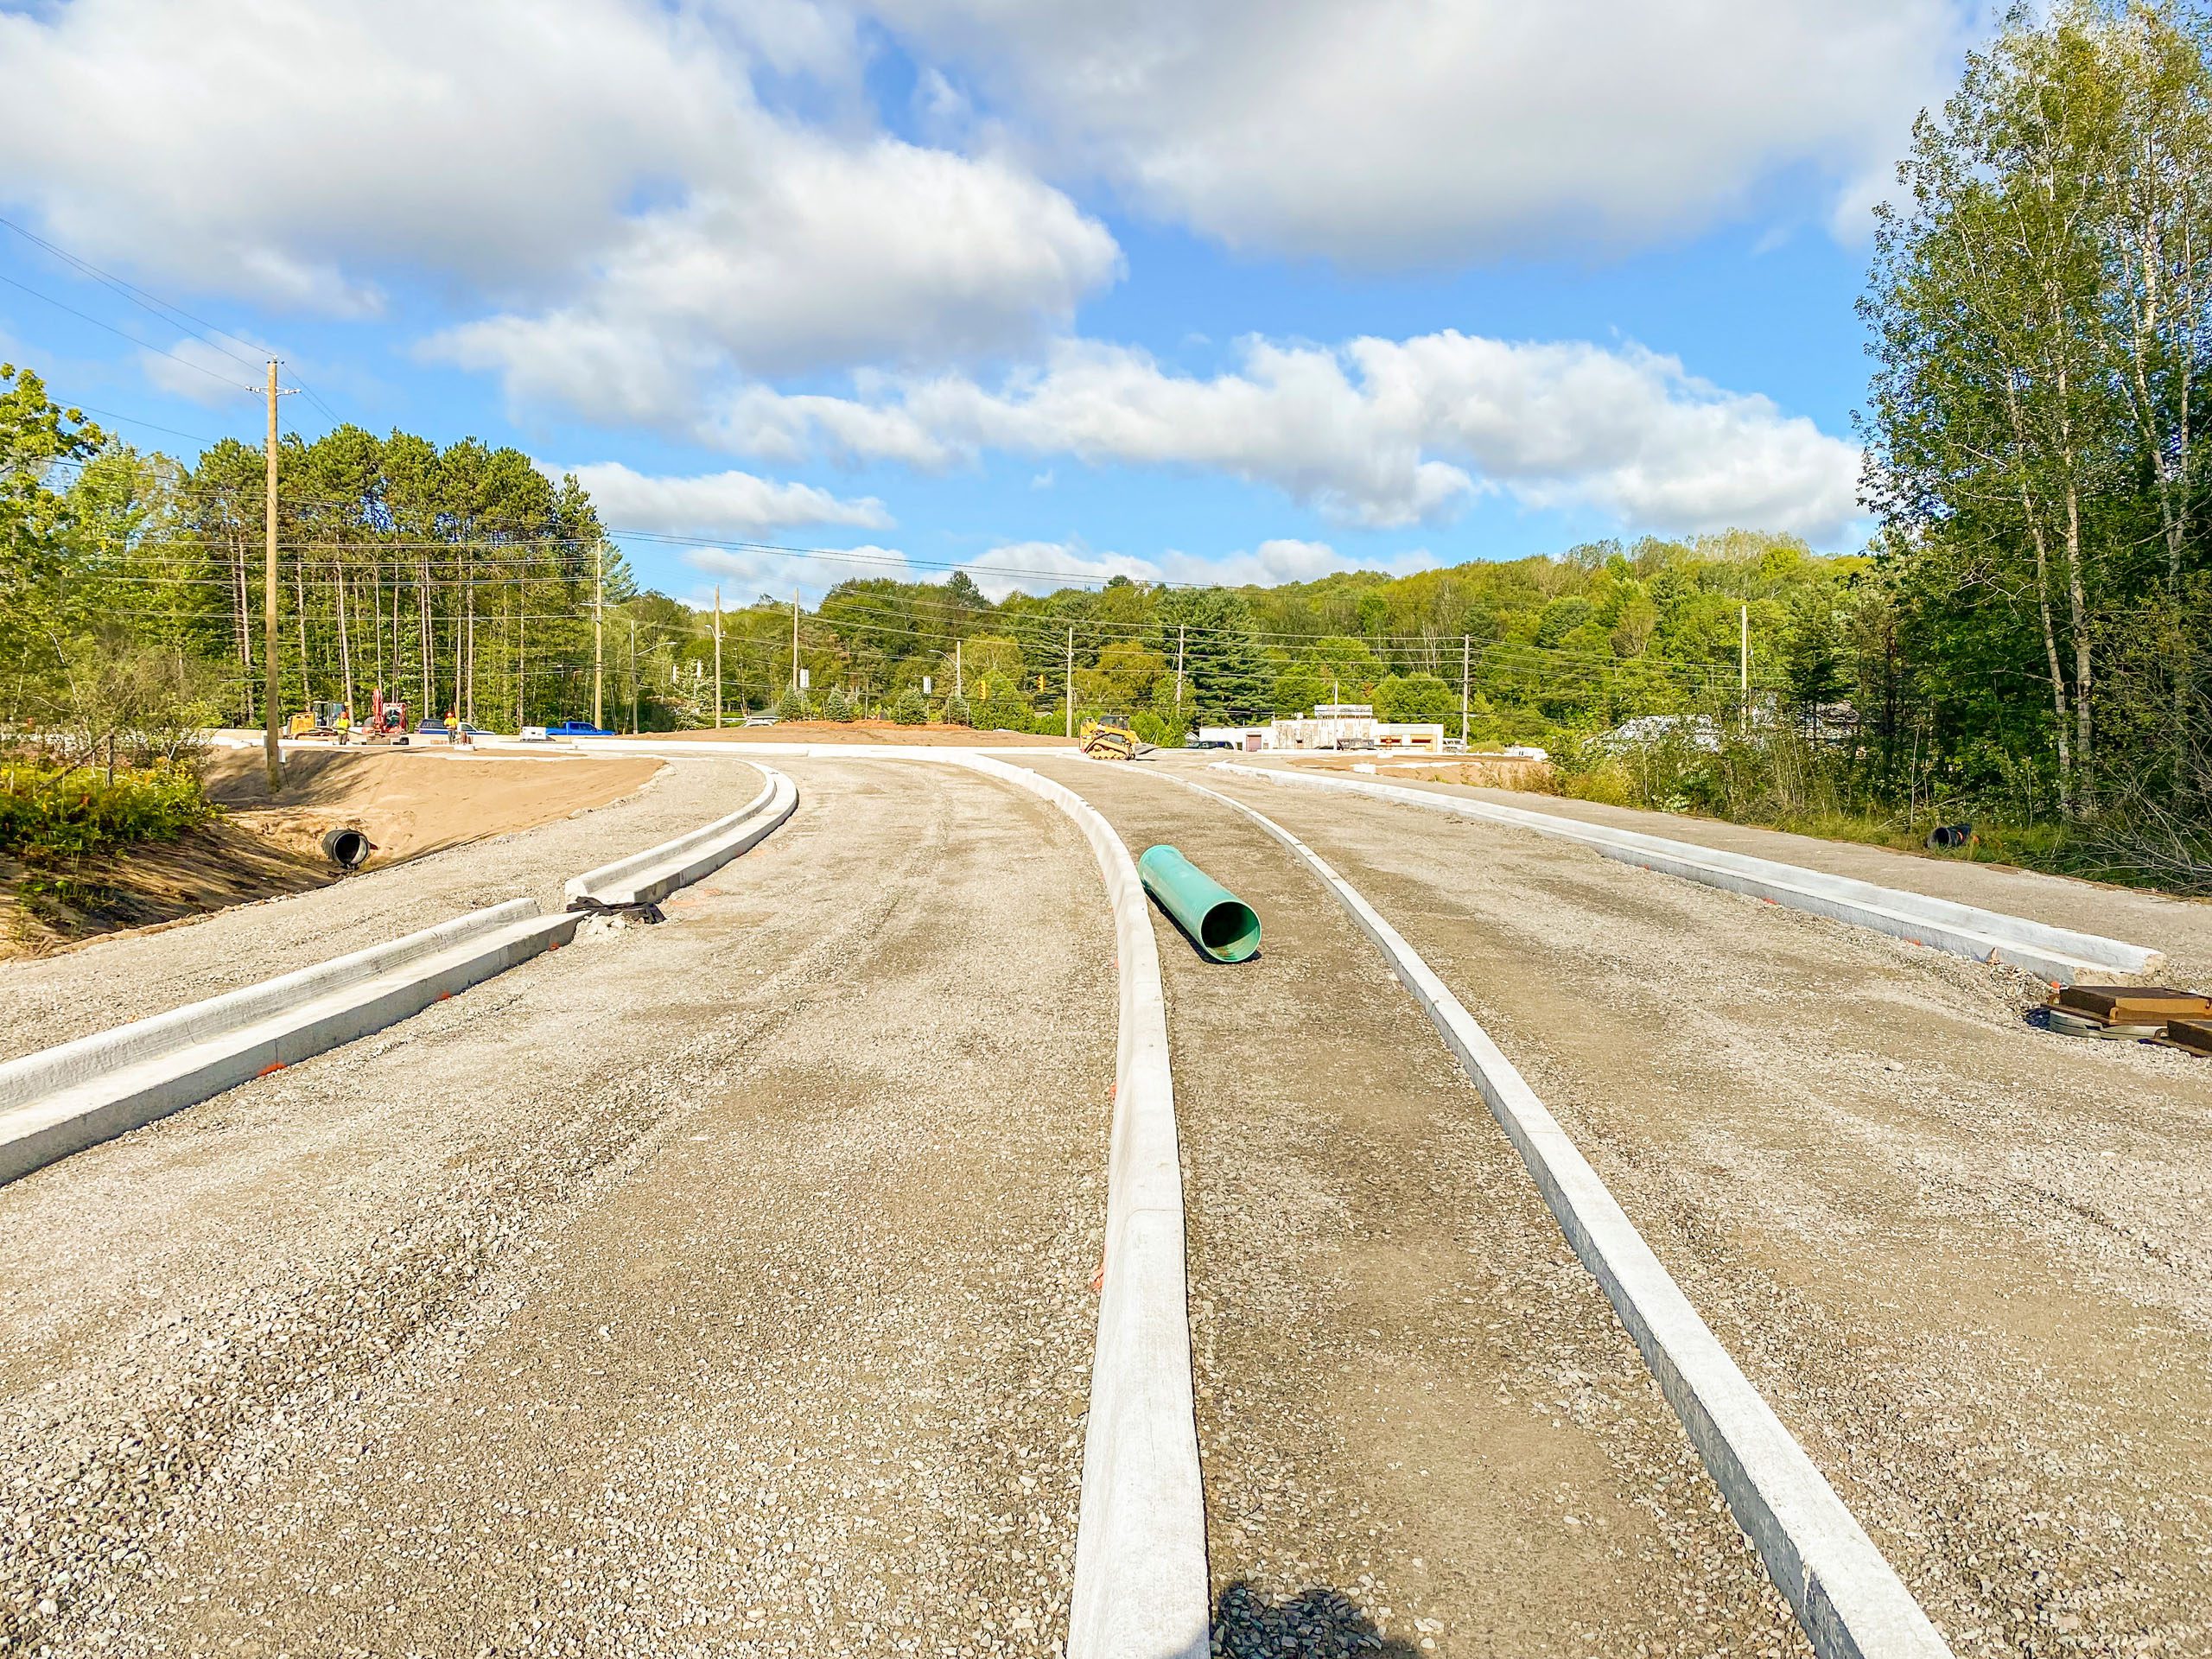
[1080,714,1141,760]
[286,700,351,741]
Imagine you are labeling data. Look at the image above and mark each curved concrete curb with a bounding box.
[1214,762,2159,986]
[907,753,1208,1659]
[565,763,798,907]
[1163,772,1953,1659]
[0,899,581,1188]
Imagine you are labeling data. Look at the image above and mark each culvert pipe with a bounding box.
[1136,843,1261,963]
[320,826,372,868]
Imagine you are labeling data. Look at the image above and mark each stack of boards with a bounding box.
[2045,984,2212,1056]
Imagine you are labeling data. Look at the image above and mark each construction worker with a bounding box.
[335,708,352,745]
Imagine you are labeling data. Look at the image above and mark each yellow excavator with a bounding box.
[1079,714,1141,760]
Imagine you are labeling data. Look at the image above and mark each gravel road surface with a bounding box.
[0,756,1111,1657]
[1027,759,1808,1659]
[1234,759,2212,983]
[0,753,769,1063]
[1192,760,2212,1659]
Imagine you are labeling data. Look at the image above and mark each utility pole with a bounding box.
[262,359,283,794]
[1738,603,1750,695]
[1460,632,1470,747]
[713,586,723,729]
[592,543,605,730]
[629,616,639,734]
[1174,623,1185,712]
[791,590,799,690]
[1065,626,1074,740]
[955,639,963,698]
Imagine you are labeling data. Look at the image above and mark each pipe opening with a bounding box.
[321,826,372,869]
[1199,899,1262,963]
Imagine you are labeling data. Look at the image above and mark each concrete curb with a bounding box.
[1162,772,1954,1659]
[902,752,1208,1659]
[0,899,581,1188]
[1214,762,2160,986]
[565,762,798,907]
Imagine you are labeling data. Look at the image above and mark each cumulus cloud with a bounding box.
[704,330,1864,540]
[138,336,268,406]
[683,541,912,600]
[426,143,1118,409]
[1156,538,1433,588]
[872,0,1968,262]
[550,460,892,536]
[1,0,1118,388]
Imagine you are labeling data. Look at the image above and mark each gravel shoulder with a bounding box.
[0,756,1112,1657]
[1196,766,2212,1659]
[1229,758,2212,983]
[1027,759,1808,1659]
[0,752,772,1062]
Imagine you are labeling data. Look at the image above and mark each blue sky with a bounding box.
[0,0,1984,605]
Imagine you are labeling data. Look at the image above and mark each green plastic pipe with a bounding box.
[1137,844,1262,963]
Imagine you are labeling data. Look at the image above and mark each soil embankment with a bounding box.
[0,747,659,960]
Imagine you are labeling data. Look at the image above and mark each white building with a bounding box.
[1195,705,1446,754]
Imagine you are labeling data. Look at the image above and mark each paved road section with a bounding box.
[1232,760,2212,983]
[1191,762,2212,1658]
[1026,760,1808,1659]
[0,753,768,1063]
[0,758,1111,1658]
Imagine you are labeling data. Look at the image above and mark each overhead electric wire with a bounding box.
[0,272,260,394]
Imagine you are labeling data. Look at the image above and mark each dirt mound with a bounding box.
[2,747,660,959]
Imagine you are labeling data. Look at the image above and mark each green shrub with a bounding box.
[774,686,813,721]
[820,685,855,722]
[890,688,929,725]
[942,692,973,727]
[0,759,217,861]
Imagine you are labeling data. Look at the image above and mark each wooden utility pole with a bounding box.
[336,565,353,720]
[1460,633,1470,747]
[713,585,723,728]
[791,590,800,690]
[629,616,639,734]
[1174,623,1185,712]
[1065,626,1074,739]
[262,359,282,793]
[955,639,963,698]
[592,543,605,729]
[1738,603,1750,694]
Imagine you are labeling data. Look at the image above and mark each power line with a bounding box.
[0,271,259,394]
[0,216,269,369]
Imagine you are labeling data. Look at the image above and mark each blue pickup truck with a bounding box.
[543,719,615,737]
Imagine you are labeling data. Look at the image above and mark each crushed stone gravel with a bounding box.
[1029,759,1808,1659]
[1193,761,2212,1659]
[0,758,1110,1657]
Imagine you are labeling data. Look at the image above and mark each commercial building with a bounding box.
[1196,705,1448,754]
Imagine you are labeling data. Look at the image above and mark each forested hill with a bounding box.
[0,378,1853,747]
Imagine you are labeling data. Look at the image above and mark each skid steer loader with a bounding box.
[1079,714,1141,760]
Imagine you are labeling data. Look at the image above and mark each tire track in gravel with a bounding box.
[1028,760,1808,1659]
[1,759,1111,1656]
[1192,766,2212,1659]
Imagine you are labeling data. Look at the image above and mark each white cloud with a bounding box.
[683,541,912,601]
[960,539,1160,600]
[138,336,267,406]
[870,0,1968,262]
[1,0,1117,389]
[1157,538,1434,588]
[550,460,892,536]
[706,330,1864,540]
[426,142,1118,407]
